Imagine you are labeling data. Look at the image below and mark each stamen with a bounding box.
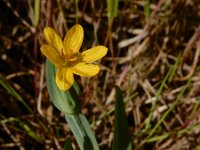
[61,48,77,61]
[69,54,77,61]
[61,48,69,59]
[61,48,65,56]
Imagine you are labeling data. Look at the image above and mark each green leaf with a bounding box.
[0,75,32,113]
[144,65,173,131]
[113,86,132,150]
[18,120,43,143]
[33,0,40,26]
[65,114,99,150]
[64,140,73,150]
[144,0,150,21]
[45,59,81,114]
[107,0,119,20]
[139,79,191,147]
[2,117,43,143]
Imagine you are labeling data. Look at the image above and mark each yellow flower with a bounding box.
[41,24,108,91]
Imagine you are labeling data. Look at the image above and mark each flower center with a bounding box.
[61,48,78,66]
[68,54,78,61]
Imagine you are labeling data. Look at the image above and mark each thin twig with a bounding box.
[175,32,200,81]
[37,64,45,117]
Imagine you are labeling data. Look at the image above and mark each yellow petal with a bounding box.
[63,24,84,55]
[43,27,63,54]
[81,46,108,62]
[56,68,74,90]
[41,44,64,67]
[71,63,100,77]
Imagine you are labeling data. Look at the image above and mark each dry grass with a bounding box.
[1,0,200,149]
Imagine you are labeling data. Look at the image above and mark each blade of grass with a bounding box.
[113,86,132,150]
[106,0,119,71]
[106,0,119,20]
[1,117,43,143]
[190,98,200,116]
[168,53,181,83]
[17,119,43,143]
[144,66,174,131]
[151,79,191,135]
[147,122,200,143]
[177,123,200,137]
[33,0,40,26]
[64,140,73,150]
[0,75,32,113]
[140,79,191,147]
[144,54,181,130]
[144,0,150,21]
[146,133,170,143]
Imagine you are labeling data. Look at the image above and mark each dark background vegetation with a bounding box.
[1,0,200,149]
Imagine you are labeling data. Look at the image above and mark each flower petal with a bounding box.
[41,44,64,67]
[71,63,100,77]
[81,46,108,62]
[43,27,63,54]
[56,68,74,90]
[63,24,84,55]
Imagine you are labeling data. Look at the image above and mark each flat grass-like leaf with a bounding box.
[107,0,119,19]
[64,140,73,150]
[144,54,181,131]
[45,59,81,114]
[18,120,43,143]
[144,0,150,21]
[65,113,100,150]
[144,63,174,131]
[2,117,43,143]
[139,79,191,147]
[113,86,132,150]
[33,0,40,26]
[0,75,32,113]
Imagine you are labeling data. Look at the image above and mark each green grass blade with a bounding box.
[1,117,43,143]
[64,140,73,150]
[145,55,181,130]
[65,114,99,150]
[144,0,150,21]
[113,86,132,150]
[139,79,191,147]
[190,98,200,116]
[107,0,119,20]
[0,75,32,113]
[168,53,181,83]
[34,0,40,26]
[146,115,200,143]
[18,120,43,143]
[150,79,191,135]
[45,60,81,114]
[144,66,173,131]
[146,133,170,143]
